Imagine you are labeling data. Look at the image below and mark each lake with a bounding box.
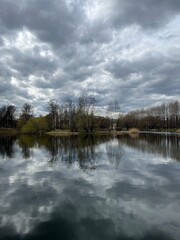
[0,133,179,240]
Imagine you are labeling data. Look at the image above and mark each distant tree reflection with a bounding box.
[117,133,180,162]
[46,135,112,170]
[18,135,34,159]
[0,133,179,168]
[0,136,16,158]
[106,139,123,168]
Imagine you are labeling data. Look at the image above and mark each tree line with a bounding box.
[118,100,180,130]
[0,96,103,134]
[0,96,180,134]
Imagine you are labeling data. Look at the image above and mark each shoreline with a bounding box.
[45,130,127,136]
[0,128,179,137]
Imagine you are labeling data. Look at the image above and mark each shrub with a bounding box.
[21,116,50,134]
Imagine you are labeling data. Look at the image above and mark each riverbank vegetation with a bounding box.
[0,96,180,135]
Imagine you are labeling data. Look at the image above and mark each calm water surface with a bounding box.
[0,133,180,240]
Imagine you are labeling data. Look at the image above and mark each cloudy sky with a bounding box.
[0,0,180,114]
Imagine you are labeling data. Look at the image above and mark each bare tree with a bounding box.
[107,99,120,130]
[47,99,59,130]
[169,101,179,128]
[0,105,16,128]
[77,95,97,132]
[22,103,33,121]
[64,98,77,131]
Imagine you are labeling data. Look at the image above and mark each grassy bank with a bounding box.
[46,129,79,136]
[46,129,126,136]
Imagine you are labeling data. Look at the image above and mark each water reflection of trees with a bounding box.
[46,135,112,170]
[18,135,33,159]
[18,135,53,159]
[17,135,124,170]
[14,135,112,170]
[1,133,178,168]
[0,136,16,158]
[106,139,123,168]
[117,133,180,162]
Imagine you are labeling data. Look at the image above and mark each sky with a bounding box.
[0,0,180,114]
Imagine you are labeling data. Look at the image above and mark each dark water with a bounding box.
[0,133,180,240]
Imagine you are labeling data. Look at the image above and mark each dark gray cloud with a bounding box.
[109,0,180,28]
[105,51,180,109]
[0,0,180,112]
[0,0,84,46]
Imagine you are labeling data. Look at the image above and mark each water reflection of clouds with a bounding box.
[0,135,180,239]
